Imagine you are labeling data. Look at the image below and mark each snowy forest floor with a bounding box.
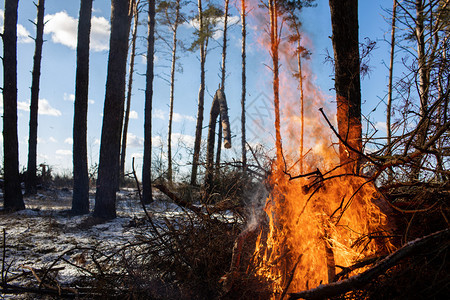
[0,187,204,299]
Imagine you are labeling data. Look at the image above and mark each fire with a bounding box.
[251,167,389,296]
[245,0,391,297]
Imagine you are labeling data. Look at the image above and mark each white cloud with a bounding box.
[17,99,62,116]
[49,137,58,143]
[129,110,138,119]
[44,11,78,48]
[152,136,163,148]
[173,112,195,123]
[64,92,95,104]
[44,11,110,52]
[90,16,110,51]
[17,101,29,112]
[39,99,62,116]
[17,24,33,43]
[56,149,72,156]
[172,133,195,148]
[64,93,75,101]
[153,109,166,120]
[186,15,240,40]
[127,133,144,148]
[64,137,73,144]
[375,121,387,132]
[94,139,101,145]
[130,152,143,159]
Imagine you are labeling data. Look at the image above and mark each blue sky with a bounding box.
[0,0,393,178]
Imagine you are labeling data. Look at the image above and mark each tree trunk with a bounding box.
[241,0,247,171]
[94,0,132,219]
[120,0,139,187]
[268,0,283,166]
[191,0,206,186]
[142,0,156,204]
[386,0,397,159]
[411,0,429,179]
[25,0,45,195]
[2,0,25,211]
[293,23,305,174]
[328,0,362,174]
[205,88,231,195]
[167,0,181,184]
[215,0,230,173]
[72,0,93,215]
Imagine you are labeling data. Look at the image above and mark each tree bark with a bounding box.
[241,0,247,171]
[72,0,93,215]
[25,0,45,195]
[120,0,139,187]
[142,0,156,204]
[328,0,362,174]
[191,0,206,186]
[268,0,283,166]
[94,0,132,219]
[386,0,397,159]
[215,0,230,172]
[205,88,231,194]
[167,0,181,184]
[2,0,25,211]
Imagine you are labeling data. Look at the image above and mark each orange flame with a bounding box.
[245,1,392,297]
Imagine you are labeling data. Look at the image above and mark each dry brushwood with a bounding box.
[288,228,450,300]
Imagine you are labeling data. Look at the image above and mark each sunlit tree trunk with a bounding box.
[167,0,181,184]
[268,0,283,166]
[94,0,132,219]
[143,0,156,204]
[120,0,139,187]
[72,0,93,214]
[241,0,247,171]
[191,0,206,185]
[411,0,429,179]
[2,0,25,211]
[329,0,362,174]
[25,0,45,195]
[215,0,230,172]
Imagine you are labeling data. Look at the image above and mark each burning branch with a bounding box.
[288,228,450,300]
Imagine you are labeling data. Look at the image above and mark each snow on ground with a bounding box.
[0,188,185,296]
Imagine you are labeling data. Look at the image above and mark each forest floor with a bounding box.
[0,187,189,299]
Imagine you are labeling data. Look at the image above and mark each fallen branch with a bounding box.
[154,183,203,215]
[288,228,450,300]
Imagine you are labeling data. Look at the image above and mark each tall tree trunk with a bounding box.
[191,0,206,186]
[241,0,247,171]
[94,0,132,219]
[120,0,139,187]
[2,0,25,211]
[72,0,93,215]
[167,0,181,184]
[268,0,283,166]
[215,0,230,172]
[329,0,362,174]
[411,0,429,179]
[387,0,397,158]
[143,0,156,204]
[25,0,45,195]
[293,23,305,174]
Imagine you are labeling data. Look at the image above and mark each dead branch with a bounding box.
[154,183,203,215]
[288,228,450,299]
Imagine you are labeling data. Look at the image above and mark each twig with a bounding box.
[288,228,450,299]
